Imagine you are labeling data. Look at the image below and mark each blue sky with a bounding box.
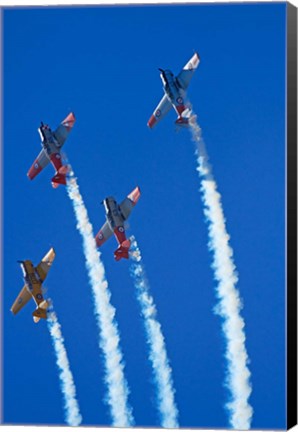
[3,3,286,429]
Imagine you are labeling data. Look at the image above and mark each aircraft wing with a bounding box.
[95,221,114,247]
[53,112,76,148]
[147,94,172,128]
[35,248,56,283]
[11,285,32,315]
[27,148,50,180]
[119,186,141,220]
[176,52,200,90]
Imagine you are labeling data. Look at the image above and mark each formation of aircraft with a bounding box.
[95,187,141,261]
[147,52,200,128]
[11,248,55,323]
[27,112,76,188]
[13,53,198,321]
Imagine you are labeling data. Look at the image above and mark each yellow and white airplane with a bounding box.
[11,248,55,323]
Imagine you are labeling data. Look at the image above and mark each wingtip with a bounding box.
[135,185,141,198]
[42,247,56,264]
[95,231,105,248]
[49,246,56,256]
[147,115,156,128]
[67,111,75,119]
[62,112,76,129]
[128,186,141,205]
[27,161,42,180]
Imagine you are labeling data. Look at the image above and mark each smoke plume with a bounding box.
[129,237,179,428]
[47,306,82,426]
[66,167,134,427]
[189,116,253,429]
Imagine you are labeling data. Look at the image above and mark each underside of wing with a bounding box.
[53,112,76,147]
[176,52,200,90]
[35,248,56,283]
[95,221,113,247]
[27,148,50,180]
[119,186,141,220]
[147,94,172,128]
[11,285,32,315]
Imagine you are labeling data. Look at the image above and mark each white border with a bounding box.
[0,1,296,432]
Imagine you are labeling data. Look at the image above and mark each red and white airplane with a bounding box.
[147,53,200,128]
[95,187,141,261]
[27,112,75,188]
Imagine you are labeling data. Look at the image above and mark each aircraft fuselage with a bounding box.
[38,125,60,159]
[103,197,128,248]
[103,197,125,230]
[19,260,41,292]
[160,69,186,115]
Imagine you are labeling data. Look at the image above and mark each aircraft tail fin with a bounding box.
[32,300,49,323]
[51,165,69,188]
[114,239,131,261]
[175,116,190,127]
[175,107,195,128]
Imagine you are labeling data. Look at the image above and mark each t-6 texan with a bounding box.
[147,52,200,128]
[27,112,75,188]
[11,248,55,323]
[95,187,141,261]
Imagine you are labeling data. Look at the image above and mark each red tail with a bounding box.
[51,166,69,188]
[175,116,189,127]
[114,239,131,261]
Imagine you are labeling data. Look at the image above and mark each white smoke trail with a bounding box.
[188,115,253,429]
[47,305,82,426]
[129,237,179,428]
[65,167,134,427]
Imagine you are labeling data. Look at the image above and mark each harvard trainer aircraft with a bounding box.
[11,248,55,323]
[27,112,75,188]
[95,187,141,261]
[147,52,200,128]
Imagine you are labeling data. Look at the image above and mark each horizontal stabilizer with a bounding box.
[51,164,69,188]
[114,239,131,261]
[51,173,66,188]
[32,300,49,323]
[175,117,190,127]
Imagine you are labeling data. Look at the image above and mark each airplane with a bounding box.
[95,187,141,261]
[147,52,200,129]
[11,248,55,323]
[27,112,76,188]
